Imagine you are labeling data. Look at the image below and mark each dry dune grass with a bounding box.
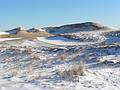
[60,49,68,61]
[0,31,52,39]
[16,31,52,38]
[47,49,68,61]
[0,34,15,38]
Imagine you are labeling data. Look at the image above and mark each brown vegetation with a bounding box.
[0,31,52,39]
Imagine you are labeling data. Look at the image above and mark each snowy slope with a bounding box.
[44,22,115,34]
[5,27,45,35]
[37,29,120,46]
[6,27,25,34]
[39,22,120,46]
[27,28,45,32]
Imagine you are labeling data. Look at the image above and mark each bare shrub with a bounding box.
[24,47,32,54]
[10,70,18,77]
[27,74,41,81]
[30,53,40,64]
[31,54,39,60]
[58,60,85,80]
[76,60,85,76]
[26,64,33,75]
[60,49,67,61]
[60,54,67,61]
[48,49,68,61]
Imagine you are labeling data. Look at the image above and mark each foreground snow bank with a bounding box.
[0,45,119,90]
[0,79,49,90]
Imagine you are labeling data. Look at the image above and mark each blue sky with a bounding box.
[0,0,120,30]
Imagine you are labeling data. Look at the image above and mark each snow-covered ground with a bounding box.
[0,22,120,90]
[37,36,97,46]
[0,43,119,90]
